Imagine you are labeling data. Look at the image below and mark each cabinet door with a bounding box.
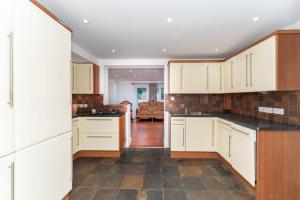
[183,63,208,93]
[72,63,77,94]
[171,125,185,151]
[216,120,232,162]
[15,132,72,200]
[74,63,94,94]
[169,63,183,93]
[208,63,222,93]
[72,120,80,154]
[249,36,276,91]
[0,0,14,157]
[186,118,214,151]
[224,59,233,93]
[234,52,248,92]
[0,154,14,200]
[14,0,72,150]
[231,126,256,186]
[81,134,119,151]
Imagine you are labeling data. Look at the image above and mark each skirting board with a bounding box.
[170,151,256,194]
[73,150,121,159]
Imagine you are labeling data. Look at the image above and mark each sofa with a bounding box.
[136,101,164,120]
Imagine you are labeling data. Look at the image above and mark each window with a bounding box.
[157,87,164,101]
[137,88,148,102]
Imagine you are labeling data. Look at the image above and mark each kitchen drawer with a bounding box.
[171,117,186,125]
[81,117,119,134]
[81,134,119,151]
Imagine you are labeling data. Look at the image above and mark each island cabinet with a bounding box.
[72,63,100,94]
[73,115,126,158]
[169,30,300,93]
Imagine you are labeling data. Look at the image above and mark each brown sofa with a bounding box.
[136,101,164,120]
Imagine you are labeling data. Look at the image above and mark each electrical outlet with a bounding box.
[83,104,88,108]
[170,96,175,101]
[264,107,273,114]
[79,104,84,108]
[258,107,265,112]
[273,108,284,115]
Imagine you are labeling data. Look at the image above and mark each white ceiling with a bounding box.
[39,0,300,59]
[109,68,164,81]
[71,52,89,63]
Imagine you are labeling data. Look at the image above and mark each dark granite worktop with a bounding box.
[73,112,125,118]
[170,112,300,131]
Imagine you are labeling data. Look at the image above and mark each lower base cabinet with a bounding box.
[0,154,14,200]
[15,132,72,200]
[81,134,119,151]
[170,124,185,151]
[72,119,80,154]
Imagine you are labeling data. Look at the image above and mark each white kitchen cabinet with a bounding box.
[14,0,72,150]
[169,63,183,93]
[170,118,186,151]
[183,63,208,93]
[0,154,15,200]
[224,59,233,93]
[73,63,94,94]
[72,119,80,154]
[81,134,119,151]
[247,36,276,92]
[0,0,14,157]
[72,63,77,94]
[15,132,72,200]
[185,117,215,151]
[208,63,223,93]
[216,119,232,162]
[231,124,256,186]
[234,52,248,92]
[81,117,119,134]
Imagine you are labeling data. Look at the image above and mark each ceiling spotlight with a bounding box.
[129,69,132,73]
[252,17,260,22]
[112,49,116,53]
[215,48,219,52]
[167,17,173,23]
[162,49,167,52]
[82,19,89,24]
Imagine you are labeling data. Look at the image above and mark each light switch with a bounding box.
[170,96,175,101]
[264,107,273,114]
[273,108,284,115]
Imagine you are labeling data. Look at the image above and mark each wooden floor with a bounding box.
[130,120,164,148]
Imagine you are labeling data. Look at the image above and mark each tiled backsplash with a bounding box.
[72,94,104,112]
[166,91,300,126]
[165,94,224,113]
[231,91,300,126]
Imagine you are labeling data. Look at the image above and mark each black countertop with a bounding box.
[170,112,300,131]
[73,112,125,118]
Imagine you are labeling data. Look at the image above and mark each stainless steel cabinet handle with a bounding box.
[212,122,214,146]
[172,119,184,121]
[246,55,248,87]
[86,118,112,121]
[231,61,233,89]
[77,127,80,145]
[182,128,185,147]
[9,162,15,200]
[219,65,222,90]
[250,53,253,86]
[180,65,183,90]
[72,65,75,90]
[228,135,232,157]
[231,127,249,136]
[87,135,112,138]
[89,67,92,90]
[207,65,209,90]
[7,31,14,108]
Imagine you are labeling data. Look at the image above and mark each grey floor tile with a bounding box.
[163,165,180,176]
[164,190,187,200]
[182,177,206,190]
[145,165,162,175]
[93,188,119,200]
[143,175,163,189]
[117,189,138,200]
[163,176,183,189]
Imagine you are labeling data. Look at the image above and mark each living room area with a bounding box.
[107,67,165,148]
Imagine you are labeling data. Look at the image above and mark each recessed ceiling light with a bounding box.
[162,49,167,52]
[82,19,89,24]
[252,17,260,22]
[167,17,173,23]
[129,69,132,73]
[112,49,116,53]
[215,48,219,52]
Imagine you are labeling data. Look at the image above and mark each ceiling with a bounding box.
[71,52,89,63]
[39,0,300,59]
[108,68,164,82]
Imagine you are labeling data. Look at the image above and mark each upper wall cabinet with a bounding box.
[169,30,300,94]
[169,62,223,94]
[72,63,100,94]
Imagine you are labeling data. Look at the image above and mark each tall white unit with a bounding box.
[0,0,73,199]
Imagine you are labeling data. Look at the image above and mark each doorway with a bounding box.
[107,67,165,148]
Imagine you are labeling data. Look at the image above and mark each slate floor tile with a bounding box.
[70,187,97,200]
[98,174,124,188]
[163,166,180,176]
[125,164,145,175]
[164,190,187,200]
[120,175,143,189]
[142,175,163,189]
[182,177,206,190]
[93,188,119,200]
[145,165,162,175]
[163,176,183,189]
[117,189,138,200]
[178,165,202,177]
